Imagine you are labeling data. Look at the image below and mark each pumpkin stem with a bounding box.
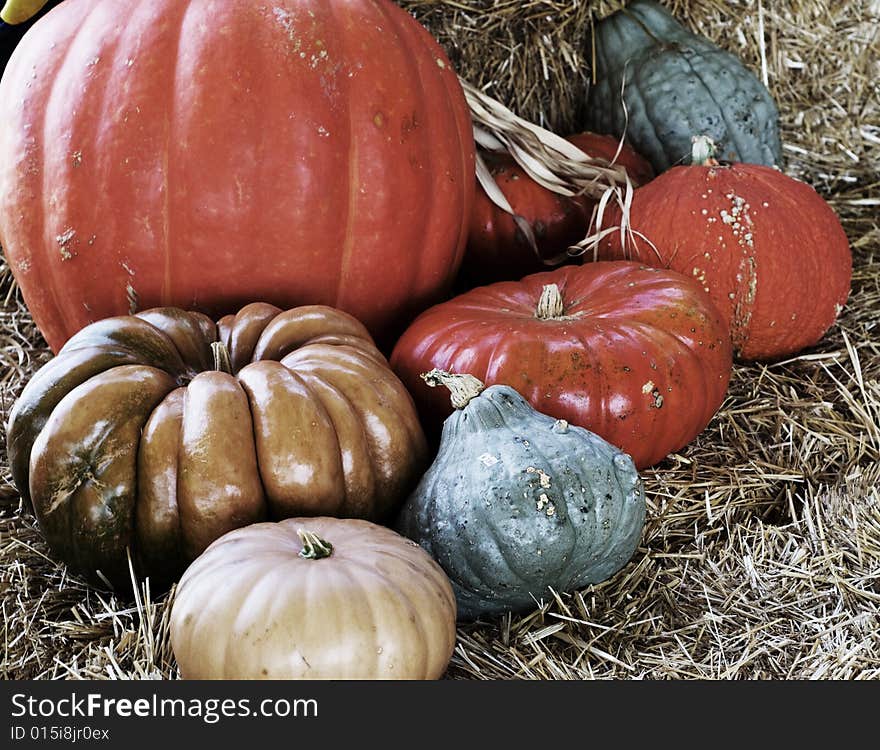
[211,341,233,375]
[535,284,566,320]
[691,135,720,167]
[297,529,334,560]
[421,369,485,409]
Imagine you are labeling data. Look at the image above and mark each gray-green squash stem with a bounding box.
[421,369,485,409]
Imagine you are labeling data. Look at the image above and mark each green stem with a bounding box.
[297,529,334,560]
[421,369,485,410]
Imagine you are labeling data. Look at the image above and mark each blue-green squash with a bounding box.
[396,370,646,621]
[585,0,782,172]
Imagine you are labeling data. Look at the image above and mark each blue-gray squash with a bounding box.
[585,0,782,172]
[396,370,646,621]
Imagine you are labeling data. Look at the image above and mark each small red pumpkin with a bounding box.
[391,261,732,469]
[461,133,653,287]
[595,137,851,360]
[567,132,655,191]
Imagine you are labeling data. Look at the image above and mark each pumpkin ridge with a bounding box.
[744,165,848,352]
[609,318,713,453]
[407,435,489,593]
[157,0,191,306]
[394,0,474,290]
[28,365,177,585]
[624,52,672,167]
[369,0,433,300]
[350,550,435,678]
[298,347,421,517]
[514,429,581,592]
[286,369,362,517]
[14,2,82,344]
[472,425,564,591]
[7,346,144,508]
[135,387,186,582]
[239,360,346,518]
[222,561,299,678]
[584,460,644,588]
[321,0,358,312]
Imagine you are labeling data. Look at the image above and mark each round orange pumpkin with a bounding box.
[7,302,428,588]
[391,261,732,469]
[0,0,475,352]
[595,138,852,360]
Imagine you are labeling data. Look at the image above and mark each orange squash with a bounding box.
[0,0,474,351]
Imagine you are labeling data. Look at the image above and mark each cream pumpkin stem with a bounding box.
[421,369,485,410]
[535,283,566,320]
[0,0,48,25]
[297,529,334,560]
[691,135,720,167]
[211,341,232,375]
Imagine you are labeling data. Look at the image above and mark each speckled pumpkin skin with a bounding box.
[396,385,646,620]
[585,0,782,172]
[596,163,852,360]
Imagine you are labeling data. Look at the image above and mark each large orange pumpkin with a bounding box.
[0,0,475,352]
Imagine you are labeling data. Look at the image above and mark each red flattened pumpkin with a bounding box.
[461,133,653,287]
[0,0,475,352]
[595,141,852,360]
[391,261,732,469]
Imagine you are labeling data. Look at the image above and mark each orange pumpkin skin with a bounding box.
[462,133,652,287]
[391,261,732,469]
[0,0,474,352]
[596,163,851,360]
[462,151,589,286]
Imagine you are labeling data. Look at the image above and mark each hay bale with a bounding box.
[1,0,878,679]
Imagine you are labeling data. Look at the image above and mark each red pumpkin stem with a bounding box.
[535,284,566,320]
[421,369,485,409]
[297,529,334,560]
[211,341,233,375]
[691,135,720,167]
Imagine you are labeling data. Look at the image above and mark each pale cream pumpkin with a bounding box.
[170,517,458,680]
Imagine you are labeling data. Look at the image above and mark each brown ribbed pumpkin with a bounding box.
[7,302,427,588]
[0,0,474,352]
